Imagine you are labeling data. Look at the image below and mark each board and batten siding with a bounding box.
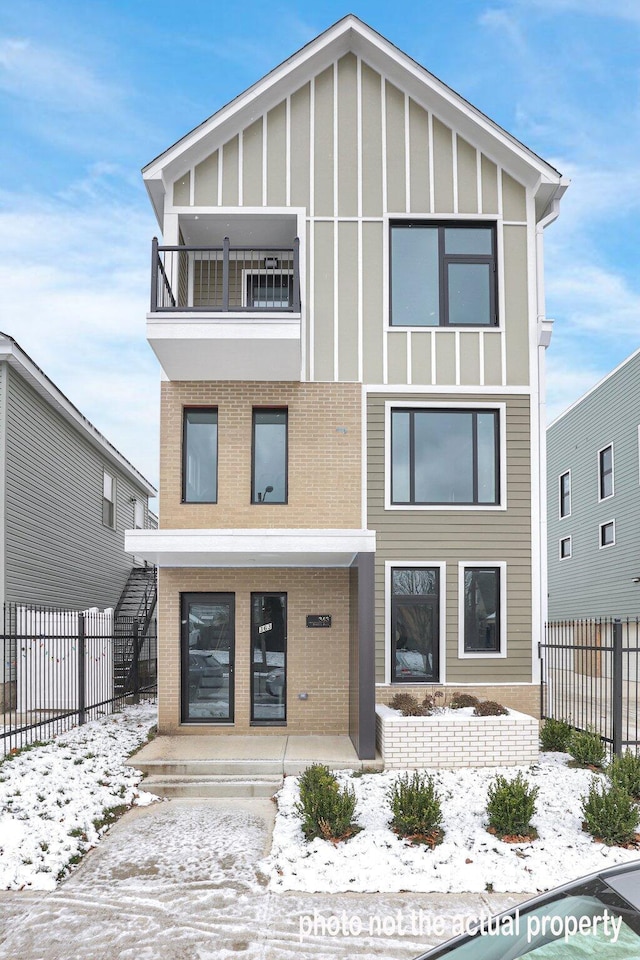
[547,353,640,620]
[368,392,533,684]
[170,52,532,391]
[3,365,148,610]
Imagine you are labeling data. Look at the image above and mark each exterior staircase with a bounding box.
[114,566,157,696]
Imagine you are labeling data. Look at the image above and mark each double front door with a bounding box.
[181,592,286,724]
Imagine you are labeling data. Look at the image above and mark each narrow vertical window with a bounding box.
[102,471,115,528]
[600,521,615,548]
[391,568,439,683]
[559,537,571,559]
[252,409,287,504]
[559,471,571,518]
[133,499,145,529]
[599,445,613,500]
[183,408,218,503]
[463,567,501,653]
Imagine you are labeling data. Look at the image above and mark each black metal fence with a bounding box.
[0,604,157,756]
[541,617,640,755]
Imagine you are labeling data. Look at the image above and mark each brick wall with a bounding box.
[160,381,362,529]
[376,705,539,768]
[158,567,351,735]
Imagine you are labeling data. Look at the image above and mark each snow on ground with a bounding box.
[0,703,158,891]
[264,753,640,895]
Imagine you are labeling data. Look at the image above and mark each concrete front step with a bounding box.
[143,774,283,799]
[134,758,284,777]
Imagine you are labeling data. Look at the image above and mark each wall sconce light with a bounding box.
[264,257,279,269]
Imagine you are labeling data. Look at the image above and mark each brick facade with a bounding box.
[159,381,362,530]
[158,567,351,735]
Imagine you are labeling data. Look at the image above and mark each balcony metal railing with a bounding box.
[150,237,301,313]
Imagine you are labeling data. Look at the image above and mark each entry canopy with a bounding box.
[125,528,376,568]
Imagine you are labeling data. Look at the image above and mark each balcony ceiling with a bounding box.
[178,213,297,248]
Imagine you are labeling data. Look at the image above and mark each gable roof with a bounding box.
[143,14,566,225]
[548,347,640,431]
[0,333,156,497]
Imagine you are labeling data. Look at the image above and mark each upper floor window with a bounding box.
[559,471,571,518]
[391,407,499,506]
[183,408,218,503]
[390,222,497,327]
[133,499,145,529]
[252,409,287,504]
[600,520,615,548]
[598,444,614,501]
[102,471,115,529]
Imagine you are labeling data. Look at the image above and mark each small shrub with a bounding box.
[568,729,606,768]
[607,752,640,800]
[422,694,435,714]
[389,772,443,845]
[473,700,508,717]
[450,692,480,710]
[540,718,572,752]
[296,764,359,842]
[389,693,419,713]
[486,773,538,839]
[581,780,640,846]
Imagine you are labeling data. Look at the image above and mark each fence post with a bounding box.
[132,620,140,705]
[613,618,623,756]
[77,613,86,726]
[150,237,158,312]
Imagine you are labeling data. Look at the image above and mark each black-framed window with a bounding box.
[463,567,501,653]
[252,408,287,504]
[102,471,115,528]
[391,407,499,505]
[391,567,439,683]
[251,592,287,724]
[560,471,571,518]
[600,520,615,548]
[182,408,218,503]
[390,221,497,327]
[599,445,613,500]
[559,536,571,560]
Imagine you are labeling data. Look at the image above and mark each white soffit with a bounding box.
[125,528,376,568]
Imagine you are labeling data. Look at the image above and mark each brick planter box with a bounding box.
[376,704,539,769]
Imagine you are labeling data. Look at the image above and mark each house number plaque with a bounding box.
[306,614,332,628]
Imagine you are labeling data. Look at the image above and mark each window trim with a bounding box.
[384,560,446,685]
[389,219,498,329]
[599,519,615,549]
[598,442,614,502]
[559,536,572,560]
[458,561,507,660]
[102,470,116,530]
[384,400,507,511]
[251,407,288,505]
[182,406,218,504]
[559,470,571,519]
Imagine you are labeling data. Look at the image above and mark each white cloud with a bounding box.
[502,0,640,22]
[0,177,160,492]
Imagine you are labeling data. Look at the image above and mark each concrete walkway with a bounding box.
[0,798,526,960]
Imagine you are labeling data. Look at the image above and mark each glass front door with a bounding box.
[251,593,286,723]
[181,593,234,722]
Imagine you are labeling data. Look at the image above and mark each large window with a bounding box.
[391,407,499,505]
[102,471,115,528]
[252,409,287,504]
[559,471,571,518]
[391,567,439,683]
[390,222,497,327]
[599,444,614,500]
[183,408,218,503]
[462,566,501,654]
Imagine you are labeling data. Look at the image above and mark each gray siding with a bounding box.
[4,365,149,610]
[368,393,533,684]
[547,353,640,619]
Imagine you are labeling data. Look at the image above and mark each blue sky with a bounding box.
[0,0,638,491]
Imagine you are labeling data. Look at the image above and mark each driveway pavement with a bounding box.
[0,798,524,960]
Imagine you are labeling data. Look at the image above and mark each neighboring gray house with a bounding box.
[0,333,157,612]
[547,348,640,619]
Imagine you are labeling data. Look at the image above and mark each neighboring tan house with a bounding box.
[0,332,157,612]
[127,15,567,758]
[547,348,640,620]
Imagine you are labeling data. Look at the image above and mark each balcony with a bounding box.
[147,232,302,382]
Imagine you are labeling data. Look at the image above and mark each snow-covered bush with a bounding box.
[388,771,443,845]
[581,780,640,846]
[486,772,538,839]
